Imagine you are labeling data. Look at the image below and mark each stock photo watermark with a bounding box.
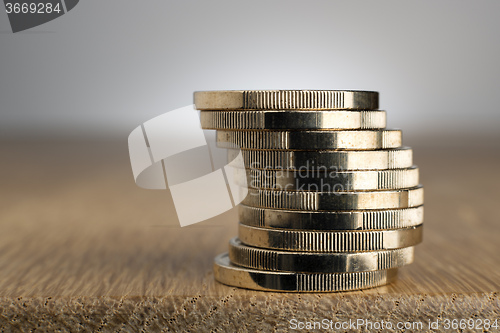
[288,317,499,331]
[3,0,79,32]
[245,162,355,194]
[128,105,247,227]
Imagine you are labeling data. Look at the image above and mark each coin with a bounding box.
[217,129,402,150]
[194,90,379,110]
[214,253,398,292]
[228,147,413,170]
[200,110,387,130]
[202,89,424,292]
[233,167,420,191]
[238,223,423,252]
[239,204,424,230]
[242,186,424,210]
[228,238,414,273]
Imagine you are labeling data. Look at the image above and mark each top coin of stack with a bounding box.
[194,90,423,292]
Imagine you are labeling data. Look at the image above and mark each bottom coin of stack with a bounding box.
[193,89,424,292]
[214,253,400,292]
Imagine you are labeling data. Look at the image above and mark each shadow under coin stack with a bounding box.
[194,90,424,292]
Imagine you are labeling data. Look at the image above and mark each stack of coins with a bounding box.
[194,90,423,292]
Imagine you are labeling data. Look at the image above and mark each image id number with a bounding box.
[5,2,62,14]
[442,318,498,330]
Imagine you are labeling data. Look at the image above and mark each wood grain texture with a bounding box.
[0,139,498,332]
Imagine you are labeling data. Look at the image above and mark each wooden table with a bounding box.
[0,138,498,331]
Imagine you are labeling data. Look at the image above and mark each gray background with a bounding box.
[1,0,499,141]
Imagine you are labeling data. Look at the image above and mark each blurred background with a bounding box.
[1,0,500,142]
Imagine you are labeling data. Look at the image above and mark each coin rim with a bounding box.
[216,129,402,150]
[235,166,420,191]
[242,185,424,210]
[228,237,415,273]
[229,147,414,170]
[200,110,387,130]
[238,204,425,230]
[194,90,379,110]
[214,253,398,292]
[238,223,423,252]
